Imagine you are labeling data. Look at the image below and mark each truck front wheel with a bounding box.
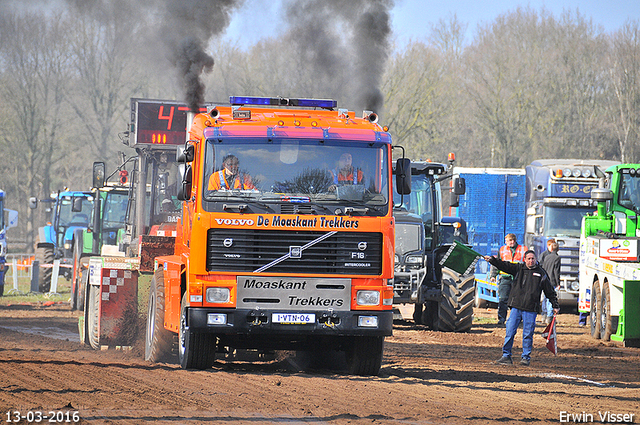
[178,293,216,370]
[145,268,176,363]
[590,281,601,339]
[345,336,384,376]
[599,282,614,341]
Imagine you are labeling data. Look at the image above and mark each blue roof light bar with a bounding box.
[229,96,337,110]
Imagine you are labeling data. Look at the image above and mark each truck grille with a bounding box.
[207,229,383,275]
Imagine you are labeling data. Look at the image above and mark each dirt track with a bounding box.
[0,303,638,425]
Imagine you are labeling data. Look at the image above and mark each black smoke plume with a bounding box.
[157,0,243,113]
[64,0,243,113]
[285,0,394,114]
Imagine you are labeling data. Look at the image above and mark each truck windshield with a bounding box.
[103,192,129,228]
[618,173,640,213]
[202,138,389,210]
[393,175,436,241]
[543,206,594,238]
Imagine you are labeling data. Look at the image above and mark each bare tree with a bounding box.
[65,5,143,169]
[0,11,74,248]
[605,20,640,163]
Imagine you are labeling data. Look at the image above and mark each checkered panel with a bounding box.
[101,269,134,301]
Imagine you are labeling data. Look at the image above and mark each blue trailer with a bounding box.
[451,168,526,307]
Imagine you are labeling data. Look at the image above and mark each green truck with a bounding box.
[578,163,640,347]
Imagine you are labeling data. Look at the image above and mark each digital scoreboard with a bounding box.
[130,99,212,147]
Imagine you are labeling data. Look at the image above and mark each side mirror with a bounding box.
[93,162,105,188]
[28,197,38,209]
[176,163,192,201]
[72,196,84,212]
[177,144,195,163]
[395,158,411,195]
[453,176,466,195]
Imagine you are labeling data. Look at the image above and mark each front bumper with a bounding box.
[188,307,393,337]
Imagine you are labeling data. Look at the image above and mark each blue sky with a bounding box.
[222,0,640,49]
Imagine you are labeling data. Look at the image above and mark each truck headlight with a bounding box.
[405,255,422,264]
[356,290,380,306]
[394,254,400,264]
[206,287,230,303]
[570,281,580,291]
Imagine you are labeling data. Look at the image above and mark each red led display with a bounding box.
[132,99,209,146]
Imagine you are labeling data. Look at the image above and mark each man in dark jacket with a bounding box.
[484,250,559,366]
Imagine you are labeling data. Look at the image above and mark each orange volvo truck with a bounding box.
[88,96,410,376]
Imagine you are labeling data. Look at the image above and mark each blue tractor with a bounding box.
[29,190,93,292]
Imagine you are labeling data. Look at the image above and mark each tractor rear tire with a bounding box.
[36,246,54,293]
[437,270,475,332]
[345,336,384,376]
[145,268,176,363]
[178,293,216,370]
[590,280,601,339]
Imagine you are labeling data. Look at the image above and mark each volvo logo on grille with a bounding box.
[290,246,302,258]
[358,242,368,251]
[223,238,233,248]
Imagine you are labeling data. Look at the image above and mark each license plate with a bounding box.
[272,313,316,324]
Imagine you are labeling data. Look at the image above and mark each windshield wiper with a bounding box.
[335,201,382,215]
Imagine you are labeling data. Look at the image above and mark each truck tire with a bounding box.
[145,269,176,363]
[590,281,601,339]
[474,281,487,309]
[86,281,101,350]
[599,282,614,341]
[345,336,384,376]
[36,245,54,293]
[178,293,216,370]
[437,270,475,332]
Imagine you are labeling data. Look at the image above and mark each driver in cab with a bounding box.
[208,154,255,191]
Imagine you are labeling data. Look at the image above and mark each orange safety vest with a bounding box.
[208,170,255,191]
[498,244,527,276]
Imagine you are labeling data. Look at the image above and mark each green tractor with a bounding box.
[70,161,131,310]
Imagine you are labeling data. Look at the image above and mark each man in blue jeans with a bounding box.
[484,250,559,366]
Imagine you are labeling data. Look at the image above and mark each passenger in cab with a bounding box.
[328,152,364,191]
